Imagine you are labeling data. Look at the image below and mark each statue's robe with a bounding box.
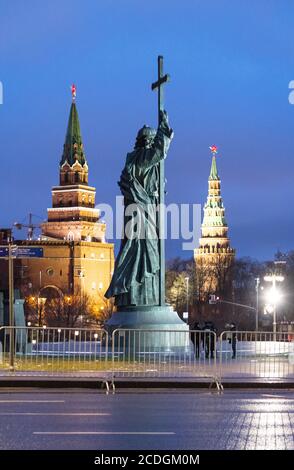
[105,120,173,306]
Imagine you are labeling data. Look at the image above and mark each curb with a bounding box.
[0,377,293,389]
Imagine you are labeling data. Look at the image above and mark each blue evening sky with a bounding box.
[0,0,293,260]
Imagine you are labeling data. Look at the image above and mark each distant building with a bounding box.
[194,147,235,299]
[0,229,12,243]
[0,90,114,321]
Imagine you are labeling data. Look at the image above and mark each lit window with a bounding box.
[67,231,74,242]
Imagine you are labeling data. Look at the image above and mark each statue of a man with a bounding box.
[105,110,173,307]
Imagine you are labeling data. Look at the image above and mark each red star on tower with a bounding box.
[71,84,76,101]
[209,145,218,155]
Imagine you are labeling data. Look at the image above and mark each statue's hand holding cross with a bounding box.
[159,110,174,138]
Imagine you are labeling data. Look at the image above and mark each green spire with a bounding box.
[60,102,86,167]
[209,155,219,180]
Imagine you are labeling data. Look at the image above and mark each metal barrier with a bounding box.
[219,331,294,380]
[0,327,293,383]
[111,329,218,382]
[0,326,109,376]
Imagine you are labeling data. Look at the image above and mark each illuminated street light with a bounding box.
[37,297,47,327]
[264,275,284,283]
[266,287,282,306]
[264,304,274,315]
[255,277,260,331]
[183,276,189,323]
[263,273,284,339]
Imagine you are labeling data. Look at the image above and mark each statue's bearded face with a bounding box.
[135,126,156,149]
[135,135,155,149]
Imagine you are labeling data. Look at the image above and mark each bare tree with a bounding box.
[166,272,188,314]
[44,290,94,328]
[89,293,115,327]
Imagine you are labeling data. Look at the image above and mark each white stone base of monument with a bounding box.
[105,305,190,353]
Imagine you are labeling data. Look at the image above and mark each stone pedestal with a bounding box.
[106,305,190,353]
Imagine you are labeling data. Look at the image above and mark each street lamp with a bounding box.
[264,274,284,339]
[184,276,189,322]
[7,238,17,371]
[255,277,260,331]
[38,297,47,327]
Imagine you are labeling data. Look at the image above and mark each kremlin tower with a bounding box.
[194,146,235,298]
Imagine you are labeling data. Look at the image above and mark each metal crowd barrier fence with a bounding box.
[111,329,218,382]
[0,327,294,382]
[0,326,109,376]
[219,330,294,380]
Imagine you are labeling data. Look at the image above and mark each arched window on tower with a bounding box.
[75,172,79,183]
[67,231,75,242]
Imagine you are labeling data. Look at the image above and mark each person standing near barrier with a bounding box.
[226,322,237,359]
[190,321,202,358]
[203,322,216,359]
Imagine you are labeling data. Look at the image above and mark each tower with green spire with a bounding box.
[59,96,88,185]
[194,146,235,297]
[41,86,105,243]
[17,86,114,317]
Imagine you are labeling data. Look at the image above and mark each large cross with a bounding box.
[151,55,170,122]
[151,56,170,307]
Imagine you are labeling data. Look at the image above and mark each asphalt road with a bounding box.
[0,389,293,450]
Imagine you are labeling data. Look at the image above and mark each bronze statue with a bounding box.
[105,110,173,307]
[105,57,188,352]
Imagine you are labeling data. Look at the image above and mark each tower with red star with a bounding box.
[194,146,235,299]
[41,85,105,243]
